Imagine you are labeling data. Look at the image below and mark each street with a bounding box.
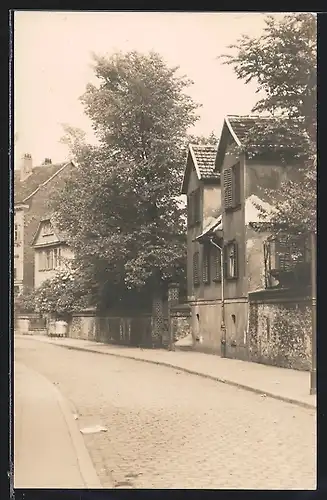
[14,337,316,489]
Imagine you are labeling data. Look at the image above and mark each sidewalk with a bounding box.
[16,334,316,410]
[14,359,102,489]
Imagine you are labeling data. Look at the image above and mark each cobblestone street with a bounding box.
[15,338,316,489]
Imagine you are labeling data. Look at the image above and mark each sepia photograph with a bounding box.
[12,10,316,490]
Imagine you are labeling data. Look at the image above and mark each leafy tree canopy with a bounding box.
[220,13,317,236]
[52,51,202,309]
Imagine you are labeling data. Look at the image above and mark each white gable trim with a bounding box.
[224,117,242,147]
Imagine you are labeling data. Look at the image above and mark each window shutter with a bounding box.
[212,245,221,281]
[223,168,233,210]
[202,245,210,284]
[193,251,200,286]
[232,163,241,207]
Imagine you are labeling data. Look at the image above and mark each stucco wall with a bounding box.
[245,225,268,293]
[203,184,221,227]
[190,299,248,358]
[221,145,247,298]
[248,299,311,370]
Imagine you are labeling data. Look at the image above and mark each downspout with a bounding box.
[209,237,226,358]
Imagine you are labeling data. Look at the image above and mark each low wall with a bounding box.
[15,314,47,335]
[69,311,154,347]
[248,290,311,371]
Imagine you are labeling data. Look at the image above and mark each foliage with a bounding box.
[14,286,36,314]
[33,268,90,318]
[52,51,201,308]
[187,131,219,146]
[220,13,317,236]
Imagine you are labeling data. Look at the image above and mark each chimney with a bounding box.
[20,153,33,181]
[43,158,52,165]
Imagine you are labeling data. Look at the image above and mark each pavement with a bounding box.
[14,359,102,489]
[15,333,316,410]
[15,336,316,489]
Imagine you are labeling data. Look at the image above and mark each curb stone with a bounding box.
[19,335,316,411]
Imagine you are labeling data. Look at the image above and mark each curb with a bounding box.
[20,335,316,411]
[53,384,103,489]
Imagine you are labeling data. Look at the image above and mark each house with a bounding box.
[182,116,312,370]
[32,217,74,288]
[14,154,76,294]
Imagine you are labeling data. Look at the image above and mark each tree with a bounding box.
[220,13,317,236]
[51,51,200,311]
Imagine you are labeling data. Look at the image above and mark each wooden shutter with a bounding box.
[223,168,233,210]
[193,251,200,286]
[232,163,241,207]
[212,245,221,282]
[202,245,210,284]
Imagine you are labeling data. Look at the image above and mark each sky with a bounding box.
[13,11,286,168]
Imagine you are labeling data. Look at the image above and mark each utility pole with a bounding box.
[209,238,226,358]
[310,231,316,395]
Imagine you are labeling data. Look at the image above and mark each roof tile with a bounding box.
[14,163,67,204]
[190,145,219,179]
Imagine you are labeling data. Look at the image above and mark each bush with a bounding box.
[14,286,36,314]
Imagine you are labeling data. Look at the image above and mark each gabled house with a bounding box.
[14,154,76,293]
[31,217,74,288]
[182,116,312,370]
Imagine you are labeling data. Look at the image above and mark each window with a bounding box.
[202,244,210,284]
[42,221,54,236]
[39,248,62,271]
[263,235,310,288]
[187,188,201,227]
[211,245,222,282]
[193,251,200,286]
[223,162,241,211]
[53,248,61,268]
[224,241,238,279]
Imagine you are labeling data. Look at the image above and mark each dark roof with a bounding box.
[14,162,67,204]
[189,144,219,179]
[226,115,279,144]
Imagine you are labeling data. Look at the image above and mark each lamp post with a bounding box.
[209,238,226,358]
[310,231,316,396]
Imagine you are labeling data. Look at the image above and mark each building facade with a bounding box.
[32,218,74,288]
[14,154,76,293]
[182,116,312,369]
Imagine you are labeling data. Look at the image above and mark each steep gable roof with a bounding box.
[14,161,74,204]
[214,115,285,172]
[181,144,220,194]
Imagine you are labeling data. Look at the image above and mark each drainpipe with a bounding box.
[209,237,226,358]
[310,231,316,395]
